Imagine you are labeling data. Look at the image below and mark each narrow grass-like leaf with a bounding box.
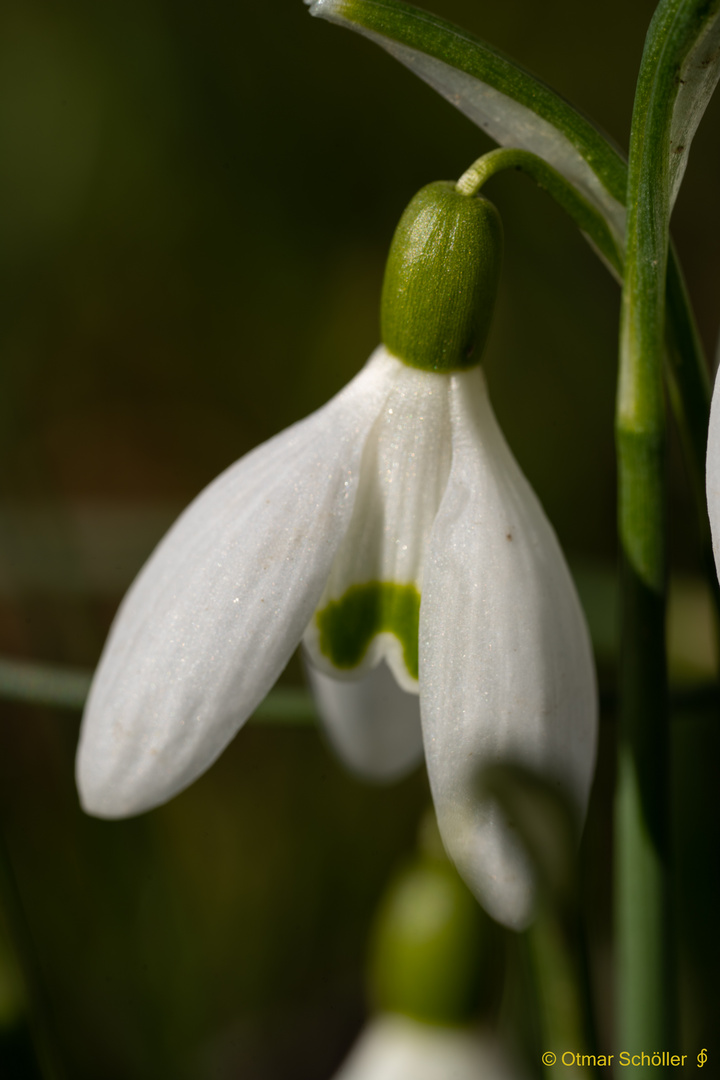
[307,0,627,243]
[0,655,317,722]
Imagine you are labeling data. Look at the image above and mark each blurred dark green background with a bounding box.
[0,0,719,1076]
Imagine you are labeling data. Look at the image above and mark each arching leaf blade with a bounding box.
[307,0,627,241]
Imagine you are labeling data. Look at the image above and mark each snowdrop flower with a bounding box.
[332,843,528,1080]
[330,1015,527,1080]
[76,180,597,930]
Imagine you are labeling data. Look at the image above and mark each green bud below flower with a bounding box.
[381,181,503,373]
[368,850,495,1026]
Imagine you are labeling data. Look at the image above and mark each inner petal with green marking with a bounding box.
[315,581,421,680]
[302,354,453,692]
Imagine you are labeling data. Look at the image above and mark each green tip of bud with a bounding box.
[381,181,503,373]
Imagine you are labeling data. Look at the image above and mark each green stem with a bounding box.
[527,908,599,1074]
[614,338,673,1045]
[614,554,673,1056]
[613,0,720,1051]
[614,5,674,1061]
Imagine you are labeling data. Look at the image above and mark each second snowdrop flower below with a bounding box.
[331,822,529,1080]
[330,1016,528,1080]
[76,179,598,931]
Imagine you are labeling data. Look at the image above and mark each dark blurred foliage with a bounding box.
[0,0,719,1075]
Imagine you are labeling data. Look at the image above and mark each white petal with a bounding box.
[304,355,451,689]
[332,1014,525,1080]
[420,367,598,930]
[304,656,423,783]
[76,347,396,819]
[707,366,720,577]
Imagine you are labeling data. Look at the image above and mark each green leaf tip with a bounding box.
[381,181,502,373]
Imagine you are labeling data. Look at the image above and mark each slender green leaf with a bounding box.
[0,655,317,722]
[0,657,92,710]
[307,0,627,242]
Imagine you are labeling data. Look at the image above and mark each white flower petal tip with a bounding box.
[332,1015,528,1080]
[706,368,720,580]
[305,657,423,784]
[420,367,598,931]
[76,348,397,820]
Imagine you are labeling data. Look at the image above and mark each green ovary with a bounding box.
[315,581,421,681]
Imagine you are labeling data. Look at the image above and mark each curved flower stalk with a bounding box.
[330,1015,526,1080]
[76,180,597,930]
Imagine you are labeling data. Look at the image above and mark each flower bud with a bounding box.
[368,853,494,1025]
[381,181,502,373]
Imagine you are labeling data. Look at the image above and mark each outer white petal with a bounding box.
[420,367,598,930]
[304,656,423,783]
[76,347,396,819]
[332,1014,526,1080]
[707,365,720,577]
